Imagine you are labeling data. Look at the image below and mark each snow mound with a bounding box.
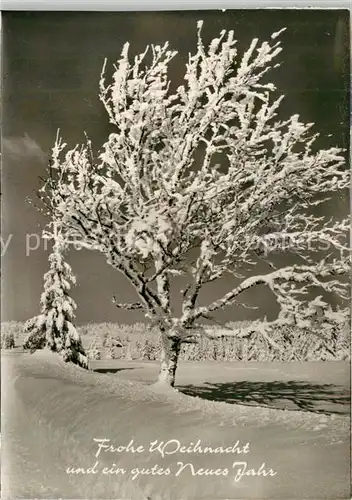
[3,352,350,500]
[9,351,349,437]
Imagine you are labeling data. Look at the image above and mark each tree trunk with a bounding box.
[157,331,181,387]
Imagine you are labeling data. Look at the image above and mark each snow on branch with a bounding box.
[39,21,350,331]
[191,258,350,323]
[112,296,145,311]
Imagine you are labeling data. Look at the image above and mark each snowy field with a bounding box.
[2,351,350,499]
[90,358,350,414]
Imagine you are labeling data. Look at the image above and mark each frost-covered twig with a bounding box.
[112,296,145,311]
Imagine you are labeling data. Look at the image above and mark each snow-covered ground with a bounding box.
[91,358,350,414]
[2,351,350,499]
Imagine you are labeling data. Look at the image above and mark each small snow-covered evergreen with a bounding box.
[23,226,87,368]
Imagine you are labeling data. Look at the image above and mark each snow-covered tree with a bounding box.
[23,223,88,368]
[38,22,349,386]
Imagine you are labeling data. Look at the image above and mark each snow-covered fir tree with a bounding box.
[38,22,349,386]
[23,224,88,368]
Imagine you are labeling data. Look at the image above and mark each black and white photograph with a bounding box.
[1,7,351,499]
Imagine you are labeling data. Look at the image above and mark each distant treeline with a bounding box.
[1,320,349,362]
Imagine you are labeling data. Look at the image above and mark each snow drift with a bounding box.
[2,351,349,499]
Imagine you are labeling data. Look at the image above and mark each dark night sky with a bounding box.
[1,10,350,324]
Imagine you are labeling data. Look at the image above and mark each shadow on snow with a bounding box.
[92,367,136,374]
[177,380,351,415]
